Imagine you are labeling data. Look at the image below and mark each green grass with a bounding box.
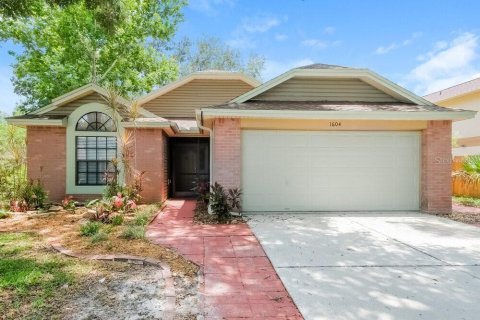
[91,231,109,243]
[453,196,480,207]
[0,233,77,318]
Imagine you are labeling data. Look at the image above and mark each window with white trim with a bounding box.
[75,112,117,186]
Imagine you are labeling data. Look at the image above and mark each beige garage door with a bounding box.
[241,130,420,212]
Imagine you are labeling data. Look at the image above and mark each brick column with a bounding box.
[213,118,241,190]
[421,120,452,213]
[27,126,66,202]
[127,128,166,203]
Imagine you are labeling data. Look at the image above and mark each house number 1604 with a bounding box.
[329,121,342,127]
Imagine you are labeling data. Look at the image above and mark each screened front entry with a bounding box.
[170,138,209,197]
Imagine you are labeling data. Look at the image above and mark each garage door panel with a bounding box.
[241,130,420,212]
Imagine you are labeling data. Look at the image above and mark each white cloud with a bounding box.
[407,32,480,94]
[375,32,422,55]
[227,14,283,49]
[275,34,287,41]
[324,26,335,34]
[262,58,314,81]
[241,16,280,34]
[301,39,341,50]
[0,68,21,115]
[189,0,235,15]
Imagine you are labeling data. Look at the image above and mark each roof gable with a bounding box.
[231,67,433,106]
[137,71,260,106]
[31,83,156,119]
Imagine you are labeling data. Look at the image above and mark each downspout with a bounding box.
[197,111,214,187]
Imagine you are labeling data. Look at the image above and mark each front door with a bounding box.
[171,138,209,197]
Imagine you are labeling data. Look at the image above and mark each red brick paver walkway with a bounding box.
[147,199,303,319]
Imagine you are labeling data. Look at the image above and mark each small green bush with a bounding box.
[111,214,124,226]
[91,231,108,243]
[0,211,10,219]
[133,213,149,226]
[121,225,145,240]
[80,222,101,237]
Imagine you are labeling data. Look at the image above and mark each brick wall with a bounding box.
[27,126,66,202]
[126,128,166,203]
[213,118,241,189]
[421,120,452,213]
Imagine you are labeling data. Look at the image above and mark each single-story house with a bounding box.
[424,77,480,156]
[7,64,476,213]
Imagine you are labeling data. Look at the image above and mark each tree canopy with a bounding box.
[0,0,186,113]
[173,37,265,80]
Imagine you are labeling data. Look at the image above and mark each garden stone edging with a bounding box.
[50,242,176,320]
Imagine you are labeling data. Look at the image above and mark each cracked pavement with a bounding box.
[248,212,480,320]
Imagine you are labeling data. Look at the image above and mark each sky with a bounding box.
[1,0,480,114]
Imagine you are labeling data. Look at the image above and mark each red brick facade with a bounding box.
[26,126,66,202]
[421,120,453,213]
[212,118,241,190]
[127,128,167,203]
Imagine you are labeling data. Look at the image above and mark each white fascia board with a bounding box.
[6,118,67,127]
[200,108,477,121]
[121,121,173,128]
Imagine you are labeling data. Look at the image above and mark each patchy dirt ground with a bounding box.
[57,264,200,320]
[0,209,198,276]
[438,203,480,226]
[0,209,202,319]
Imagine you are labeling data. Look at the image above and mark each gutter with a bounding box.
[196,110,214,188]
[200,109,477,121]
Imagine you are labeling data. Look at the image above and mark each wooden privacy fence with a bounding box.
[452,156,480,198]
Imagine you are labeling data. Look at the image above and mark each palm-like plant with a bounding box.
[462,155,480,184]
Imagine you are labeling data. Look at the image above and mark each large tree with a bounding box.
[173,37,265,80]
[0,0,186,113]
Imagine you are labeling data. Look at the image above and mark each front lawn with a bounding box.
[0,232,101,319]
[0,204,198,276]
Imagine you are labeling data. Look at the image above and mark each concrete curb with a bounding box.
[50,242,176,320]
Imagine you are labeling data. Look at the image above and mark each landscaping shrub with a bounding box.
[0,211,10,219]
[80,222,101,237]
[61,196,77,211]
[209,182,242,221]
[133,213,150,226]
[192,177,210,204]
[91,231,109,243]
[121,225,145,240]
[111,214,124,226]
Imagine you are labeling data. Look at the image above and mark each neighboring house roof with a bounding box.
[423,77,480,103]
[231,64,433,105]
[137,71,260,105]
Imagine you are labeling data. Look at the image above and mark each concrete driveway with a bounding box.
[248,212,480,320]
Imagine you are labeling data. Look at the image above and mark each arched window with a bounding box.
[75,112,117,186]
[76,112,116,132]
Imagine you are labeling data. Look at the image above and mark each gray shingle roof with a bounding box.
[204,101,460,112]
[296,63,351,70]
